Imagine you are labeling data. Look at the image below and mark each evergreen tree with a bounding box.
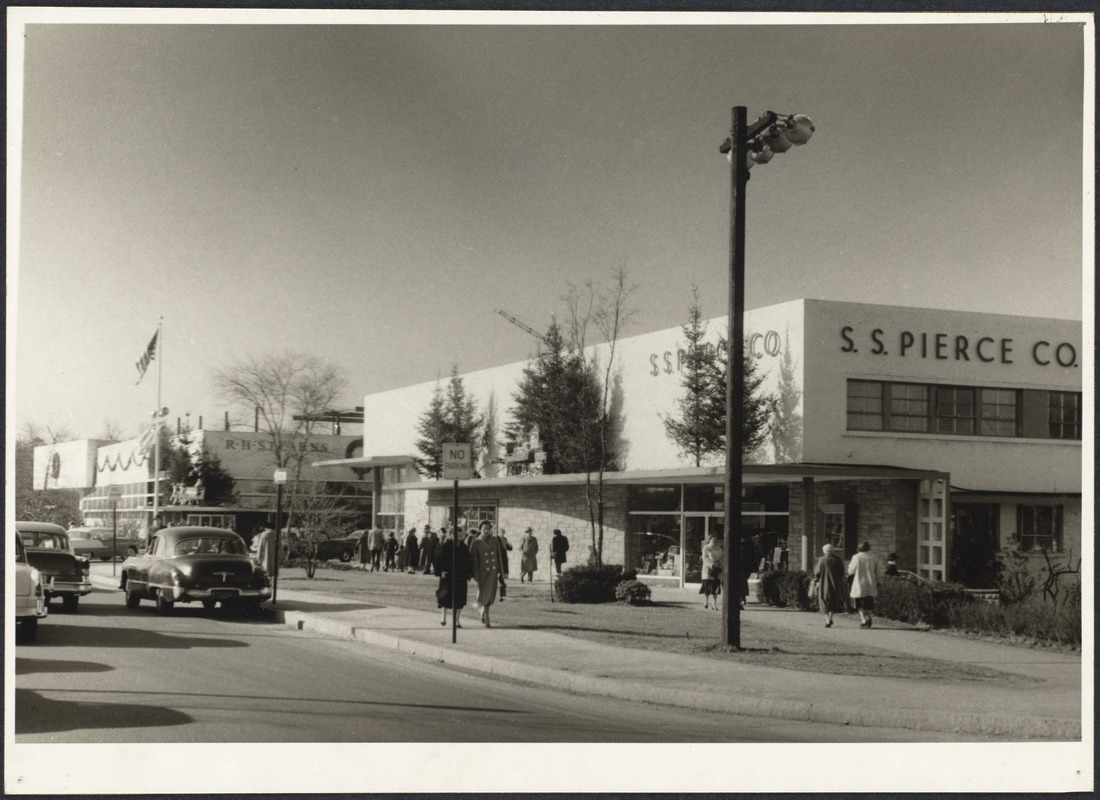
[414,380,448,479]
[191,447,238,506]
[770,329,803,463]
[508,321,605,475]
[414,365,484,478]
[662,290,724,466]
[661,296,775,463]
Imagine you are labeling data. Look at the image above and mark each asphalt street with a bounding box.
[15,589,980,744]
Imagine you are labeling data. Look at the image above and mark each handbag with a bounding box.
[809,578,820,597]
[435,584,448,602]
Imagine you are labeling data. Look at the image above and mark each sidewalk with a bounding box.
[88,571,1082,739]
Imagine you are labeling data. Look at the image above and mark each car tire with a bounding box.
[127,547,138,557]
[125,587,142,609]
[202,599,217,611]
[340,549,353,562]
[18,619,38,642]
[62,595,79,613]
[156,593,175,614]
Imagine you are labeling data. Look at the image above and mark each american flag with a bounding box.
[135,330,158,384]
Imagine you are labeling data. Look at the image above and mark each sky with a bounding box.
[9,11,1090,443]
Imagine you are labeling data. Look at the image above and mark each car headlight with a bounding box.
[167,567,183,585]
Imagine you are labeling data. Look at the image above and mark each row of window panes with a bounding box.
[848,381,1081,439]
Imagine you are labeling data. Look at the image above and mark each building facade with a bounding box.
[351,299,1083,589]
[37,430,372,539]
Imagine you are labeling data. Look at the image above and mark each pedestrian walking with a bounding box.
[497,528,513,577]
[420,524,440,575]
[550,529,570,576]
[368,527,385,572]
[813,543,847,627]
[434,530,471,628]
[469,521,504,627]
[403,528,420,574]
[251,524,276,576]
[848,540,883,628]
[519,527,539,583]
[357,529,371,570]
[698,534,723,610]
[384,531,398,571]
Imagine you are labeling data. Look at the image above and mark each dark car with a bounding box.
[119,526,271,614]
[71,526,145,560]
[16,521,93,612]
[313,532,365,562]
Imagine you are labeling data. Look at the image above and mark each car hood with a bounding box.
[25,549,83,576]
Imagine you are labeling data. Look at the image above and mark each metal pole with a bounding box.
[274,484,283,604]
[723,106,748,651]
[452,479,459,643]
[112,500,118,577]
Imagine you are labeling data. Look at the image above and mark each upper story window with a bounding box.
[980,389,1020,437]
[844,381,1054,440]
[935,387,975,435]
[1048,391,1082,440]
[846,380,884,431]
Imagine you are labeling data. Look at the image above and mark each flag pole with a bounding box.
[152,317,163,530]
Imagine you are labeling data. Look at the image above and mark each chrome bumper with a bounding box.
[158,584,272,602]
[16,597,48,619]
[46,578,93,596]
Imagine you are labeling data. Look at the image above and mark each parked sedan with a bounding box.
[14,533,48,641]
[68,531,113,562]
[16,521,93,612]
[313,532,365,562]
[120,526,272,614]
[70,526,144,560]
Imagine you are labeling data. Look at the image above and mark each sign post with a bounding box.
[273,469,288,603]
[108,487,122,577]
[442,444,472,643]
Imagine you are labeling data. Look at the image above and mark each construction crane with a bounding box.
[494,308,546,342]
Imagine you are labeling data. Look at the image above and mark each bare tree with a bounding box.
[563,264,638,566]
[212,352,348,531]
[99,418,125,441]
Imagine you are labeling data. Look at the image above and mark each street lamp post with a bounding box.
[719,107,813,650]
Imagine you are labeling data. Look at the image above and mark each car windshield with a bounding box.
[20,531,70,550]
[174,536,245,556]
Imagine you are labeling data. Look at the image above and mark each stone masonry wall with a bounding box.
[788,479,918,572]
[433,483,629,579]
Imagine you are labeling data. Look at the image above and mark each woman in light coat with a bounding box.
[813,543,847,627]
[698,534,723,610]
[847,540,883,628]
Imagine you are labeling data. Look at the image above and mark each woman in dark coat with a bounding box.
[434,534,471,627]
[403,528,419,574]
[814,543,847,628]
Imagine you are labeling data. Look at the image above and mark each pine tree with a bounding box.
[661,295,775,463]
[414,380,448,478]
[508,321,604,475]
[662,290,723,466]
[770,329,803,463]
[414,366,484,479]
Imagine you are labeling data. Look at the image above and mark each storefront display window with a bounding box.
[628,514,682,577]
[629,485,681,512]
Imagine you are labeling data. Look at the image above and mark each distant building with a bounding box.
[322,299,1082,589]
[37,429,374,538]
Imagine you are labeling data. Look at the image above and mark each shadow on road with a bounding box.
[265,601,386,614]
[16,688,192,735]
[28,623,250,650]
[16,658,113,676]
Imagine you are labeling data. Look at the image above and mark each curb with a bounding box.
[269,604,1080,740]
[89,575,1078,739]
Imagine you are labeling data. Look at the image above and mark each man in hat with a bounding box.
[884,552,900,577]
[519,526,539,583]
[420,524,440,575]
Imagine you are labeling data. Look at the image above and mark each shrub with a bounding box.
[875,574,973,626]
[759,570,814,610]
[614,579,652,605]
[555,564,636,603]
[945,592,1081,647]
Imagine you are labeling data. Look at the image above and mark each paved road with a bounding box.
[15,589,982,744]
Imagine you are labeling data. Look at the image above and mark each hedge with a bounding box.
[555,564,637,603]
